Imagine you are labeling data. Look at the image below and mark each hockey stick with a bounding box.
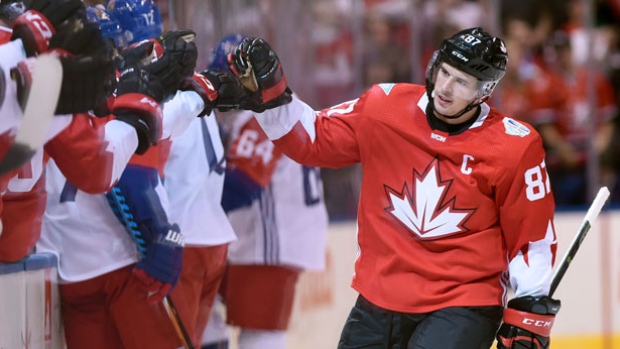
[106,187,195,349]
[0,54,62,174]
[549,186,610,297]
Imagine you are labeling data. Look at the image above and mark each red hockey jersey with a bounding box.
[256,84,557,313]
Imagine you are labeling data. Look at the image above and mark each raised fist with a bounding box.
[116,30,198,99]
[113,44,165,154]
[228,37,292,110]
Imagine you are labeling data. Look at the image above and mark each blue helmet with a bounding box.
[86,5,128,49]
[0,0,25,23]
[106,0,163,45]
[208,34,246,70]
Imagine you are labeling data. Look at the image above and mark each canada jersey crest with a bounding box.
[384,158,474,240]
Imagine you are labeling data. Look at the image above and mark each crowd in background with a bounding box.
[159,0,620,219]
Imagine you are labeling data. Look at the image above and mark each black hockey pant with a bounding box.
[338,295,503,349]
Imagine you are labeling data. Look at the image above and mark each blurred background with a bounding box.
[157,0,620,220]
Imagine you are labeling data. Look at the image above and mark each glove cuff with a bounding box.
[112,93,162,119]
[503,308,555,337]
[12,10,56,56]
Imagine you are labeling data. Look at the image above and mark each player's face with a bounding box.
[433,63,480,119]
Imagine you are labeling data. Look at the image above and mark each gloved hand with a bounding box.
[227,36,292,112]
[10,47,116,115]
[48,17,107,57]
[181,69,262,116]
[150,30,198,96]
[107,165,185,303]
[52,19,116,114]
[11,0,85,56]
[132,223,185,303]
[112,42,165,154]
[116,30,197,100]
[496,296,561,349]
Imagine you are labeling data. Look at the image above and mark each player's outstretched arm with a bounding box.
[496,296,561,349]
[112,42,166,155]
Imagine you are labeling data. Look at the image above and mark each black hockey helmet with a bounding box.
[426,27,508,101]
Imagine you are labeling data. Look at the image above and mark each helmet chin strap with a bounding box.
[430,90,486,119]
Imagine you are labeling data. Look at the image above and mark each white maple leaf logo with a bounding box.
[385,158,474,240]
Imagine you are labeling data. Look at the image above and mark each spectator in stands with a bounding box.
[538,30,618,205]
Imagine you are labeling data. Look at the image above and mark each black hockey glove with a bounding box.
[496,296,561,349]
[11,0,84,56]
[180,69,262,116]
[55,51,116,115]
[48,17,107,57]
[150,30,198,96]
[228,36,292,112]
[50,19,116,114]
[116,30,197,99]
[113,44,165,155]
[10,46,116,115]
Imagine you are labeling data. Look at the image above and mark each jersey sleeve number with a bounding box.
[524,160,551,201]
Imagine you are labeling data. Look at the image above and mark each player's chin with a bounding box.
[434,103,454,116]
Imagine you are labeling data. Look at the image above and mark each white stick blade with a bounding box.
[584,186,610,223]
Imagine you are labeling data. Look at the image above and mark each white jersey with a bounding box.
[222,110,328,271]
[37,91,203,282]
[163,114,237,246]
[38,157,145,282]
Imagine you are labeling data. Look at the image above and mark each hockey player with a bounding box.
[161,73,237,347]
[36,1,246,348]
[0,0,118,173]
[221,28,561,349]
[200,34,329,349]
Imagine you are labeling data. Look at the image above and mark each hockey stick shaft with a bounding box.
[549,186,610,297]
[106,188,195,349]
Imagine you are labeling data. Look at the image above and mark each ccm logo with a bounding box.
[522,318,552,327]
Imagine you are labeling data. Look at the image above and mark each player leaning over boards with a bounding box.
[220,28,561,349]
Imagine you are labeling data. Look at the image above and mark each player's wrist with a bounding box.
[502,308,555,336]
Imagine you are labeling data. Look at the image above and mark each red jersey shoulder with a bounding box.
[482,107,545,162]
[364,83,425,105]
[352,83,426,119]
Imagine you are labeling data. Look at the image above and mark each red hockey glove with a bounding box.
[11,0,84,56]
[132,223,185,303]
[496,296,561,349]
[227,37,292,112]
